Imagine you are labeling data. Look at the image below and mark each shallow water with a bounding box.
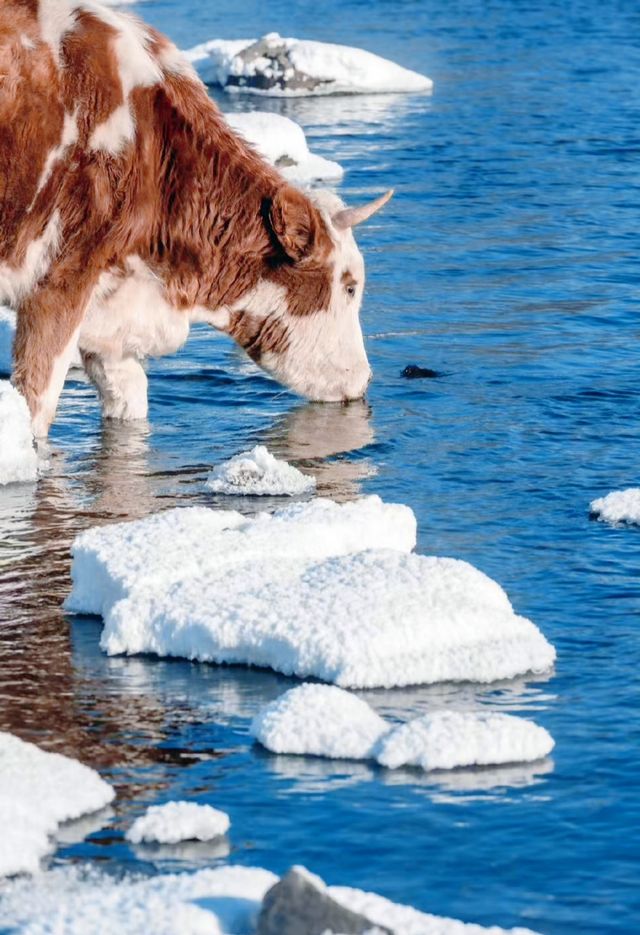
[1,0,639,932]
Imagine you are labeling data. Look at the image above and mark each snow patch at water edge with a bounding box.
[184,33,433,97]
[0,381,38,486]
[590,488,640,525]
[0,863,540,934]
[224,112,343,182]
[126,802,230,845]
[66,495,415,617]
[206,444,316,496]
[252,685,554,770]
[0,733,115,877]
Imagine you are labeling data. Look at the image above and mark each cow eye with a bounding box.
[346,283,357,298]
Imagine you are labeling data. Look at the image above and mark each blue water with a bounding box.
[1,0,639,932]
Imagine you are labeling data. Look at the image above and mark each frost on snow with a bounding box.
[206,444,316,496]
[0,863,540,935]
[184,33,433,97]
[590,488,640,526]
[224,112,343,182]
[252,685,554,771]
[0,732,115,877]
[0,381,38,486]
[66,497,555,688]
[126,802,230,845]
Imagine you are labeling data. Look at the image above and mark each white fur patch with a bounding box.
[0,212,61,307]
[38,1,78,62]
[31,323,80,438]
[20,34,36,50]
[34,110,78,197]
[83,354,148,421]
[89,102,135,153]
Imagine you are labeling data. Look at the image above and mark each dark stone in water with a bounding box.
[226,37,332,94]
[257,866,393,935]
[401,364,441,379]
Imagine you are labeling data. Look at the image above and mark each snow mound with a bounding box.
[0,732,115,877]
[0,381,38,486]
[206,445,316,496]
[252,685,554,772]
[225,112,343,182]
[0,863,539,935]
[590,488,640,525]
[184,33,433,97]
[375,710,554,771]
[252,683,388,759]
[66,495,415,617]
[126,802,230,845]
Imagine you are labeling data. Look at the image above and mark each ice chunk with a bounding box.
[206,445,316,497]
[590,488,640,525]
[0,864,539,935]
[0,732,115,877]
[126,801,230,845]
[101,550,555,688]
[251,684,388,759]
[184,33,433,97]
[0,381,38,486]
[225,112,343,182]
[252,685,554,772]
[375,710,554,771]
[66,495,415,617]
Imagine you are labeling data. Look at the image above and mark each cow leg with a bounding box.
[82,352,148,421]
[13,287,86,438]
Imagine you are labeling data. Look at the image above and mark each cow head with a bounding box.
[227,187,393,403]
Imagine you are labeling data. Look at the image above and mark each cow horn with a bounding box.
[332,189,394,230]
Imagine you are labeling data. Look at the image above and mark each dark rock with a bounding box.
[401,364,441,379]
[256,866,393,935]
[226,37,331,94]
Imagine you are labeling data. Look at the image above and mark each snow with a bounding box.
[252,685,554,772]
[126,802,230,845]
[374,710,554,771]
[251,683,388,759]
[590,488,640,525]
[0,864,539,935]
[184,33,433,97]
[0,732,115,877]
[0,381,38,486]
[224,112,343,182]
[206,445,316,496]
[66,495,415,617]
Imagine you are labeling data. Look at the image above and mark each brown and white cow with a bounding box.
[0,0,392,438]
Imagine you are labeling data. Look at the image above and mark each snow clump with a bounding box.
[0,381,38,486]
[206,444,316,496]
[126,801,230,845]
[590,488,640,525]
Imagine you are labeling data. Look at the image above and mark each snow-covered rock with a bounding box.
[252,684,388,759]
[0,381,38,486]
[590,488,640,525]
[206,445,316,496]
[0,863,540,935]
[126,802,230,845]
[374,710,554,771]
[252,685,554,772]
[66,496,415,617]
[225,112,343,182]
[66,496,554,688]
[185,33,433,97]
[0,732,115,877]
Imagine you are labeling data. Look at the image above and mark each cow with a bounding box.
[0,0,393,438]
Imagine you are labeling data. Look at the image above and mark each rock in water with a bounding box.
[401,364,441,379]
[257,866,392,935]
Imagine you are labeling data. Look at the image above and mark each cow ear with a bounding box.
[266,186,323,263]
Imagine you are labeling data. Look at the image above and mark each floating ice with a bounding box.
[206,445,316,497]
[126,801,230,845]
[252,685,554,771]
[0,863,539,935]
[0,732,115,877]
[225,112,343,182]
[590,488,640,526]
[184,33,433,97]
[66,495,415,617]
[0,381,38,486]
[252,683,388,759]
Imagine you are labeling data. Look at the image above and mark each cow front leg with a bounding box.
[82,352,148,422]
[13,286,87,438]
